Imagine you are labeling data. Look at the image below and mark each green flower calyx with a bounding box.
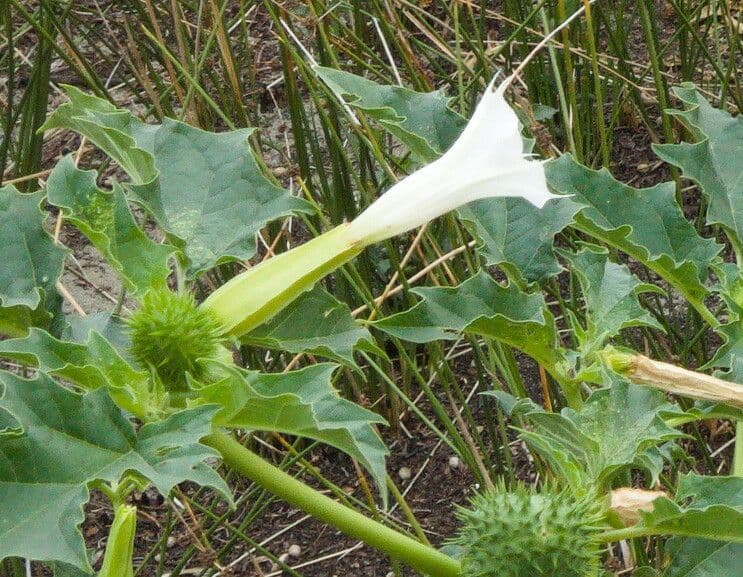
[128,289,229,392]
[451,483,606,577]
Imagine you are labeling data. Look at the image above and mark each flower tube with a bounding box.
[201,81,558,336]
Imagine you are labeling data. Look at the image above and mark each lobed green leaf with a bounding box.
[492,380,685,487]
[42,86,312,276]
[546,154,721,309]
[0,372,230,568]
[653,84,743,253]
[0,186,66,335]
[373,270,567,374]
[0,327,152,419]
[45,156,174,296]
[560,244,663,355]
[459,196,582,285]
[662,476,743,577]
[199,363,388,503]
[243,285,383,368]
[315,66,465,162]
[637,474,743,553]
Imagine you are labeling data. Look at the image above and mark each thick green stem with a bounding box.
[206,432,462,577]
[98,504,137,577]
[598,526,655,543]
[735,425,743,477]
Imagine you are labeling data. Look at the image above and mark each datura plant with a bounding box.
[1,62,742,577]
[200,79,558,337]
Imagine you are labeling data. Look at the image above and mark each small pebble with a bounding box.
[288,544,302,558]
[398,466,412,481]
[166,535,177,548]
[448,455,460,469]
[272,166,288,177]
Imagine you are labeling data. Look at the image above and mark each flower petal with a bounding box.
[346,81,559,245]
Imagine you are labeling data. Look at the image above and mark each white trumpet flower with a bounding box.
[345,81,559,245]
[202,80,560,336]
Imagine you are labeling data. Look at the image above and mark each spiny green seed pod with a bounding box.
[451,483,606,577]
[128,289,228,392]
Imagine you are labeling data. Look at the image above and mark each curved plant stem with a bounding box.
[598,526,655,543]
[98,503,137,577]
[205,432,462,577]
[735,426,743,477]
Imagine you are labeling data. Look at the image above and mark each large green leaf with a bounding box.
[41,86,311,276]
[546,154,721,309]
[0,304,56,339]
[561,244,663,355]
[636,474,743,552]
[492,381,684,488]
[0,327,151,419]
[665,537,743,577]
[459,196,582,284]
[705,263,743,374]
[0,327,111,389]
[0,371,229,568]
[0,186,65,334]
[39,88,156,184]
[373,270,567,373]
[45,155,174,296]
[708,337,743,384]
[653,84,743,250]
[243,285,381,368]
[315,66,465,162]
[199,363,388,503]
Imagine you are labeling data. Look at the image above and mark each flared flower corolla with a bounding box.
[202,80,560,336]
[345,81,559,245]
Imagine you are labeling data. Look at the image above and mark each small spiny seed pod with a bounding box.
[451,483,606,577]
[128,289,228,392]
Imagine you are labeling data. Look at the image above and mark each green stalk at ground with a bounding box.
[205,432,462,577]
[98,504,137,577]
